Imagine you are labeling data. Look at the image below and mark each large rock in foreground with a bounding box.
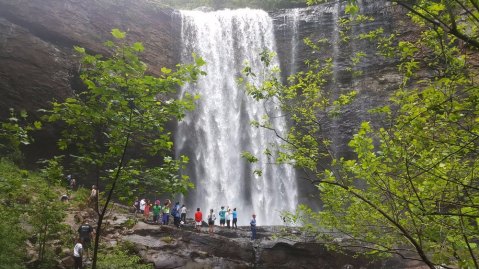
[118,221,424,269]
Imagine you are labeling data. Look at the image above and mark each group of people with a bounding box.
[72,199,258,268]
[133,199,258,240]
[134,198,188,227]
[217,206,238,228]
[204,207,257,239]
[73,220,94,269]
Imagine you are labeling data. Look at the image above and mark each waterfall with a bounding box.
[285,8,300,76]
[176,8,298,226]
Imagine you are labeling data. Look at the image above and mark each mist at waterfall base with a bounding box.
[175,9,298,226]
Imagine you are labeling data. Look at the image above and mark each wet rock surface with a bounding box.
[98,215,421,269]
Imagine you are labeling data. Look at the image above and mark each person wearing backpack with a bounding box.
[208,209,216,235]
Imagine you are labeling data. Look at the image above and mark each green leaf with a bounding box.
[111,28,126,39]
[161,67,171,74]
[241,151,259,163]
[74,46,86,54]
[33,121,42,129]
[132,42,144,52]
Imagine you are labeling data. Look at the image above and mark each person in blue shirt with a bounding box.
[250,213,257,240]
[172,202,181,227]
[218,206,226,227]
[232,208,238,229]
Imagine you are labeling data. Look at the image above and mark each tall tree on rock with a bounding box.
[45,29,205,269]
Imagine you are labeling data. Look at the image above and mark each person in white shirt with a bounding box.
[180,204,187,223]
[226,208,232,228]
[139,198,146,214]
[73,238,83,269]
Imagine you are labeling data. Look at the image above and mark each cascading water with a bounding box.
[284,8,300,76]
[176,9,298,226]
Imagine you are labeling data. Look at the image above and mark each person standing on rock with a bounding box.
[180,204,187,224]
[194,207,203,232]
[208,209,216,235]
[144,199,151,223]
[73,238,83,269]
[232,208,238,229]
[162,199,171,225]
[133,197,140,216]
[226,208,232,228]
[250,214,257,240]
[153,200,161,224]
[172,202,181,227]
[77,220,94,260]
[218,206,226,227]
[139,198,146,214]
[88,185,98,210]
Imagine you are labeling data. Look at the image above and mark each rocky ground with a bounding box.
[53,204,430,269]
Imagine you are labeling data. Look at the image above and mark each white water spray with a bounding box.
[176,9,297,225]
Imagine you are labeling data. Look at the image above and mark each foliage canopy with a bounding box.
[243,0,479,268]
[45,29,205,268]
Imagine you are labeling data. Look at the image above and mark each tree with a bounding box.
[0,108,41,163]
[243,0,479,268]
[0,160,28,269]
[0,109,65,269]
[29,158,67,268]
[45,29,205,269]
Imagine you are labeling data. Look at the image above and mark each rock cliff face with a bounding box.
[272,1,406,157]
[0,0,182,160]
[271,1,409,205]
[0,0,407,161]
[0,0,179,120]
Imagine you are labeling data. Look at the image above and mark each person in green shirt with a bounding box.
[152,200,162,224]
[162,199,171,225]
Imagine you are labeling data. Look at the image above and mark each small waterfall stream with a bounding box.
[284,8,300,76]
[176,9,298,225]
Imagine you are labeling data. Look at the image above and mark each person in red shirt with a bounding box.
[194,208,203,232]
